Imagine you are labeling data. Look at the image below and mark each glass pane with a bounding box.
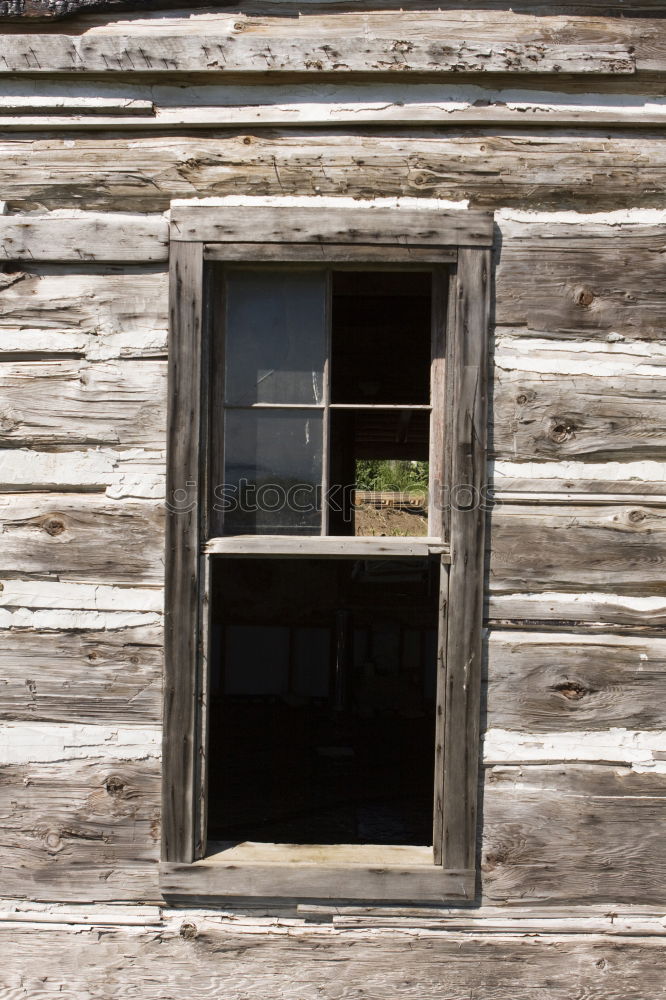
[328,409,430,536]
[222,409,323,535]
[225,269,327,405]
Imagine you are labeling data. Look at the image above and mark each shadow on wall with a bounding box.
[0,0,658,22]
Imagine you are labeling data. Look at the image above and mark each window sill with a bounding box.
[160,842,474,902]
[205,535,449,560]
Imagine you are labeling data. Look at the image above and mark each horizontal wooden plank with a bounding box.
[0,264,167,359]
[204,243,457,262]
[483,764,666,905]
[0,213,168,262]
[206,535,448,558]
[486,631,666,731]
[0,753,160,902]
[0,493,164,584]
[492,368,666,462]
[496,217,666,338]
[172,205,494,247]
[0,624,162,725]
[0,12,638,76]
[161,860,474,903]
[489,502,666,598]
[2,922,666,1000]
[3,132,666,215]
[0,359,166,446]
[492,461,666,497]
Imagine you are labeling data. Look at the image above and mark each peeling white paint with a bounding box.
[497,207,666,226]
[493,459,666,484]
[484,728,666,773]
[0,608,161,630]
[0,722,161,765]
[494,337,666,377]
[0,579,163,612]
[490,591,666,613]
[0,448,166,498]
[169,194,470,212]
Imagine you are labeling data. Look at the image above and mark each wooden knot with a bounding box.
[574,285,595,307]
[549,420,575,444]
[242,135,252,145]
[179,922,198,940]
[45,831,63,853]
[628,509,646,524]
[105,775,126,798]
[552,680,593,701]
[43,517,66,536]
[87,651,99,661]
[516,394,528,406]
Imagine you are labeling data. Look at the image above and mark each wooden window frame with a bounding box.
[161,204,493,903]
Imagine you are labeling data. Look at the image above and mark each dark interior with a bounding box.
[207,557,439,846]
[331,271,432,406]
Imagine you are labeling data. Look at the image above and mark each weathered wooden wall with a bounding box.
[0,3,665,995]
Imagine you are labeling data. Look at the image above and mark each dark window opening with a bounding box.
[330,271,432,406]
[207,557,439,847]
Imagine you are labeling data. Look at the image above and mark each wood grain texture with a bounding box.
[0,624,162,724]
[0,13,639,76]
[0,493,164,584]
[0,360,166,446]
[488,502,666,597]
[441,247,491,870]
[161,861,474,903]
[2,921,666,1000]
[496,219,666,339]
[163,241,205,865]
[483,764,666,905]
[492,371,666,463]
[0,212,168,262]
[4,132,666,214]
[0,754,160,902]
[171,204,494,247]
[486,631,666,731]
[0,265,168,358]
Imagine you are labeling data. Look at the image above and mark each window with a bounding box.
[161,202,492,902]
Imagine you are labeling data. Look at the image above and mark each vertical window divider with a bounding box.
[320,270,332,536]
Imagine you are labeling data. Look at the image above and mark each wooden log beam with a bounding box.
[486,630,666,732]
[0,359,166,445]
[0,212,168,262]
[2,920,666,1000]
[483,764,666,905]
[0,12,643,76]
[0,624,162,724]
[489,502,666,597]
[0,738,161,902]
[2,132,665,215]
[0,493,165,584]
